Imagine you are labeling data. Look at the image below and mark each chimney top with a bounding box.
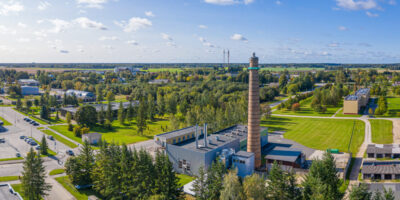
[248,52,259,70]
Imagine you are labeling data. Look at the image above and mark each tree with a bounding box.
[40,136,48,155]
[154,151,182,199]
[66,112,72,124]
[147,94,157,121]
[261,103,272,120]
[206,160,226,200]
[118,101,126,125]
[98,105,105,125]
[303,152,342,200]
[291,103,300,112]
[16,98,22,110]
[137,98,147,135]
[65,140,94,186]
[21,148,51,200]
[127,102,134,123]
[220,169,244,200]
[40,105,49,120]
[106,91,115,102]
[193,166,209,200]
[73,126,82,137]
[369,108,374,115]
[75,105,97,127]
[26,100,33,114]
[243,173,265,200]
[266,162,301,200]
[349,184,371,200]
[106,102,113,122]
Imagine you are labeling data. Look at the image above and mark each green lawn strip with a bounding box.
[370,119,393,144]
[55,176,99,200]
[335,113,363,118]
[261,117,365,154]
[29,137,57,157]
[0,104,14,107]
[30,115,50,125]
[50,118,171,145]
[379,97,400,118]
[177,174,195,186]
[0,176,19,182]
[0,116,12,125]
[0,157,23,162]
[49,168,65,176]
[11,184,27,199]
[41,129,78,148]
[272,97,342,117]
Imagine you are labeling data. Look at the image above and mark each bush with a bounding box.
[104,119,112,130]
[68,123,73,131]
[73,126,82,137]
[291,103,300,112]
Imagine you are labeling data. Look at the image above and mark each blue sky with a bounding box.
[0,0,399,63]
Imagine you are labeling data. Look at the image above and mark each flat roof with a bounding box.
[265,146,302,163]
[234,151,254,158]
[155,126,199,140]
[355,88,370,95]
[345,95,358,101]
[367,144,400,154]
[362,161,400,174]
[61,101,138,114]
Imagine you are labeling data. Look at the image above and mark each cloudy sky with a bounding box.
[0,0,399,63]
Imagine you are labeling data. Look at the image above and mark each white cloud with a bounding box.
[145,11,155,17]
[74,17,107,30]
[59,50,69,54]
[161,33,173,41]
[328,42,340,47]
[204,0,254,5]
[366,11,379,17]
[49,19,70,33]
[166,42,177,47]
[0,25,16,35]
[76,0,107,9]
[115,17,152,32]
[126,40,139,45]
[34,31,47,38]
[338,26,348,31]
[199,37,216,48]
[335,0,378,10]
[0,1,24,16]
[198,25,208,29]
[37,20,44,24]
[77,45,84,53]
[17,22,27,28]
[99,36,118,41]
[17,38,30,43]
[276,0,282,5]
[38,1,51,11]
[103,45,114,50]
[230,33,248,42]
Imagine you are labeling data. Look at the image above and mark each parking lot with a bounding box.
[0,126,41,159]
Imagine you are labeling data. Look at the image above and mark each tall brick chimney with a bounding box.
[247,52,261,169]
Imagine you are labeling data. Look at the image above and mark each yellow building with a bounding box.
[343,88,370,115]
[154,126,203,147]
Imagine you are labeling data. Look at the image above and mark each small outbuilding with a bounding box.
[82,132,102,145]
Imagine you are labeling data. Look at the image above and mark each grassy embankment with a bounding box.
[55,176,99,200]
[41,129,78,148]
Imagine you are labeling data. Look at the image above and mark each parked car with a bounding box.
[66,150,74,156]
[20,135,26,139]
[0,138,5,143]
[35,145,40,150]
[26,118,31,122]
[24,138,29,142]
[16,153,21,157]
[47,136,54,140]
[29,121,35,124]
[30,142,37,146]
[33,123,39,126]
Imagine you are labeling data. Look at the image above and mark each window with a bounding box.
[364,174,371,179]
[192,133,194,138]
[187,163,191,171]
[377,154,383,158]
[183,160,186,165]
[367,153,374,158]
[395,174,400,179]
[178,138,181,143]
[173,139,176,144]
[179,160,182,168]
[384,174,392,180]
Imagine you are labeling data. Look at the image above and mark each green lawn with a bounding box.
[370,119,393,144]
[177,174,195,186]
[0,176,19,182]
[382,97,400,117]
[272,97,342,117]
[11,184,26,199]
[50,118,171,145]
[41,129,78,148]
[49,168,65,176]
[0,116,12,125]
[0,157,23,162]
[55,176,99,200]
[261,116,365,154]
[260,67,324,72]
[335,113,363,118]
[29,137,57,157]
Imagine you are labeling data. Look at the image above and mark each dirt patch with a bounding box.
[392,119,400,143]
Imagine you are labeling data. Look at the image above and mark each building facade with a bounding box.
[21,86,39,95]
[65,90,96,102]
[343,88,370,115]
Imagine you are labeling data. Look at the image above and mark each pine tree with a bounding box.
[118,101,126,125]
[147,94,156,121]
[137,97,147,135]
[349,183,372,200]
[106,102,113,122]
[266,161,301,200]
[192,166,209,200]
[40,135,48,155]
[66,112,72,124]
[98,105,105,125]
[220,169,244,200]
[154,151,182,199]
[206,160,226,200]
[127,102,134,123]
[21,148,51,200]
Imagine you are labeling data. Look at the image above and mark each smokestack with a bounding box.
[247,52,261,169]
[223,49,226,65]
[204,123,208,148]
[227,50,230,68]
[195,124,199,149]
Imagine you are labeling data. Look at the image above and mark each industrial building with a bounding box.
[343,88,370,115]
[362,161,400,180]
[65,90,96,102]
[366,144,400,159]
[18,79,39,86]
[265,147,305,168]
[82,132,102,145]
[21,86,39,95]
[60,101,137,119]
[155,124,268,177]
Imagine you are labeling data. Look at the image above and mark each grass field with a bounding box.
[49,168,66,176]
[383,97,400,118]
[335,113,363,118]
[11,184,26,199]
[272,97,342,117]
[177,174,195,186]
[370,119,393,144]
[0,116,12,125]
[0,176,19,182]
[41,129,78,148]
[55,176,99,200]
[260,67,324,72]
[0,157,23,162]
[261,116,365,154]
[50,118,171,145]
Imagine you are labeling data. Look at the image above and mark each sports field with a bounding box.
[370,119,393,144]
[272,97,342,117]
[261,116,365,154]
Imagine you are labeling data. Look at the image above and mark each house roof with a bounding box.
[362,161,400,174]
[234,151,254,158]
[366,144,400,154]
[265,146,302,163]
